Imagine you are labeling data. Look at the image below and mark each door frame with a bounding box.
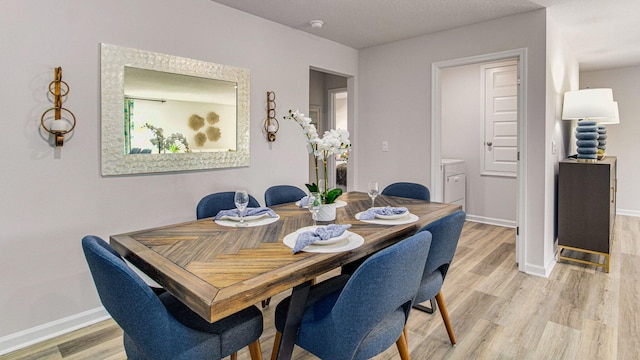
[431,48,528,271]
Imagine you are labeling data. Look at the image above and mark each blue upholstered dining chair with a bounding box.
[271,231,432,360]
[381,182,431,201]
[196,191,260,219]
[264,185,306,207]
[82,235,264,360]
[413,210,466,345]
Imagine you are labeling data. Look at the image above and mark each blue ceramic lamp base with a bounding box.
[597,125,607,160]
[575,120,598,162]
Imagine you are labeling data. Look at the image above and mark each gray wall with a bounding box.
[580,66,640,216]
[357,9,555,275]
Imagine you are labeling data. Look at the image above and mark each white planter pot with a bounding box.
[316,203,337,222]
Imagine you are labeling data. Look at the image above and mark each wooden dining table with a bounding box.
[110,191,461,359]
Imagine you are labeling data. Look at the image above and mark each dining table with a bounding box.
[110,191,461,360]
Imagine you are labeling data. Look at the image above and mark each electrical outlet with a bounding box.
[382,141,389,152]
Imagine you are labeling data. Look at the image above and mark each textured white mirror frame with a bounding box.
[100,43,250,175]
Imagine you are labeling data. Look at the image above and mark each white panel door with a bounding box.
[481,60,518,176]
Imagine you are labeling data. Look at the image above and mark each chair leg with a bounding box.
[412,298,436,314]
[395,330,411,360]
[435,291,456,345]
[403,325,408,344]
[248,340,263,360]
[230,352,237,360]
[270,331,282,360]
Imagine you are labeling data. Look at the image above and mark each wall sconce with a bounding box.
[562,88,614,162]
[41,67,76,146]
[265,91,279,142]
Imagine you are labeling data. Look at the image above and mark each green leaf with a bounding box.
[305,183,318,192]
[325,188,343,204]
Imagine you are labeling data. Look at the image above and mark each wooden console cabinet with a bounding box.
[557,156,616,272]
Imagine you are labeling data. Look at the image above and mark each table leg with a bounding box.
[275,281,311,360]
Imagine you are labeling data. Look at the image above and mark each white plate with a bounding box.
[294,226,350,245]
[296,199,348,208]
[355,212,419,225]
[221,213,269,221]
[283,230,364,253]
[214,214,280,227]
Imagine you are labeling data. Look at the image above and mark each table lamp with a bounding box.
[562,88,615,162]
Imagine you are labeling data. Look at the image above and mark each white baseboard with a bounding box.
[524,256,556,278]
[524,262,547,277]
[0,307,110,356]
[465,214,517,228]
[617,208,640,217]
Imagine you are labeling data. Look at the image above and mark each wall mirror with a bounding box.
[101,43,250,175]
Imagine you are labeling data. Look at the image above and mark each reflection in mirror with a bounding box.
[101,43,250,175]
[123,67,237,154]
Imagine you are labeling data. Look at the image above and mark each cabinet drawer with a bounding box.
[444,174,465,202]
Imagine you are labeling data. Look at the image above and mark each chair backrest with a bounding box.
[381,182,430,201]
[82,236,216,359]
[418,210,465,280]
[321,231,432,358]
[264,185,306,207]
[196,191,260,219]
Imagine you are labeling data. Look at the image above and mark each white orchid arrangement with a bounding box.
[144,123,191,154]
[285,110,351,204]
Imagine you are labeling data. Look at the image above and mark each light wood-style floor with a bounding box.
[3,216,639,360]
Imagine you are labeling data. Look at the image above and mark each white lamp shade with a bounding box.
[50,119,69,131]
[600,101,620,125]
[562,88,615,120]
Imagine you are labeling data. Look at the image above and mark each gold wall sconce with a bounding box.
[265,91,279,142]
[41,67,76,146]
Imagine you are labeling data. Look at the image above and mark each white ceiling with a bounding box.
[211,0,640,71]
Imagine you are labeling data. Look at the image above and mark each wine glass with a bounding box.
[317,179,326,198]
[368,181,379,208]
[308,192,321,226]
[234,190,249,227]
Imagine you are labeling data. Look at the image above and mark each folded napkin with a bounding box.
[215,207,277,220]
[298,195,310,207]
[358,206,408,220]
[293,224,352,253]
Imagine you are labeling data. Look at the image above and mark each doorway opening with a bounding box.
[329,88,348,192]
[309,69,351,192]
[432,49,528,271]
